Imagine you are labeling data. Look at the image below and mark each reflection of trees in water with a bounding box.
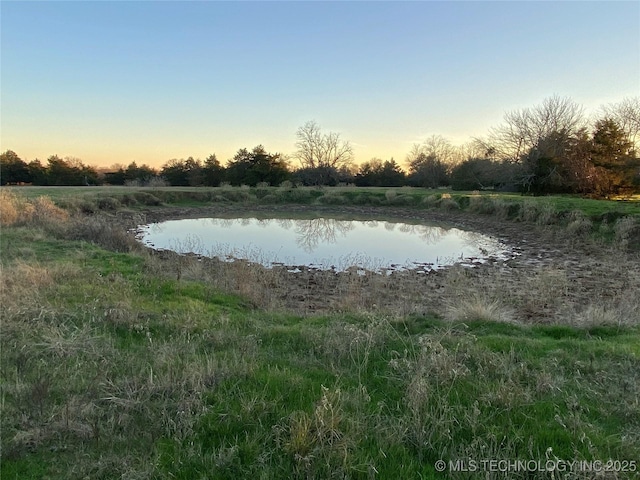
[455,230,500,254]
[415,225,449,244]
[148,222,166,234]
[206,218,235,228]
[142,216,505,267]
[387,222,449,244]
[275,218,294,230]
[199,217,358,254]
[295,218,355,253]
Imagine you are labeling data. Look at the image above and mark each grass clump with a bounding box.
[0,190,68,227]
[421,194,440,208]
[315,191,348,205]
[66,215,141,252]
[468,194,494,214]
[438,193,460,211]
[565,210,593,236]
[445,295,516,324]
[614,216,640,250]
[518,199,558,225]
[384,190,415,206]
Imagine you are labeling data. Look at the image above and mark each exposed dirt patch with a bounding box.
[135,205,639,322]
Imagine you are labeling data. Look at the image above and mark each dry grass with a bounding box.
[571,297,640,328]
[140,239,640,328]
[614,216,640,249]
[438,197,460,210]
[278,386,354,478]
[518,200,558,225]
[1,261,54,295]
[0,190,68,227]
[445,295,516,323]
[0,262,82,327]
[66,214,141,252]
[566,210,593,236]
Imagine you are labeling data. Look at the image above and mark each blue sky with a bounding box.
[1,1,638,168]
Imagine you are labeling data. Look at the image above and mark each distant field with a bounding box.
[5,185,640,217]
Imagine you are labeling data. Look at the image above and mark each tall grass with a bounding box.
[0,190,69,227]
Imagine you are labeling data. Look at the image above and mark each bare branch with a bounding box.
[487,95,586,162]
[294,121,353,169]
[599,97,640,151]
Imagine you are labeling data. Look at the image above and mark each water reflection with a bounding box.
[295,218,356,252]
[138,215,511,272]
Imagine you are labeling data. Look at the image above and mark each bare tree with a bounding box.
[599,97,640,151]
[408,135,455,166]
[406,135,454,188]
[294,121,354,170]
[486,95,586,162]
[450,140,489,165]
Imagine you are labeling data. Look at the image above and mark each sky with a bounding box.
[1,1,638,169]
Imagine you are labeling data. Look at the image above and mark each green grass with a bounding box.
[7,184,639,213]
[1,189,639,479]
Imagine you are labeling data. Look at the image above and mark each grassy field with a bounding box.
[1,187,639,479]
[7,185,640,217]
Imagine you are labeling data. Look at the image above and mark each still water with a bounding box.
[137,215,512,272]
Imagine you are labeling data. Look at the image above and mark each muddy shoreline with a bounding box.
[135,204,639,320]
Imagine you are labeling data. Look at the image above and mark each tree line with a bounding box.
[2,96,638,197]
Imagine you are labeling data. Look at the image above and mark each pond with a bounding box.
[136,214,513,272]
